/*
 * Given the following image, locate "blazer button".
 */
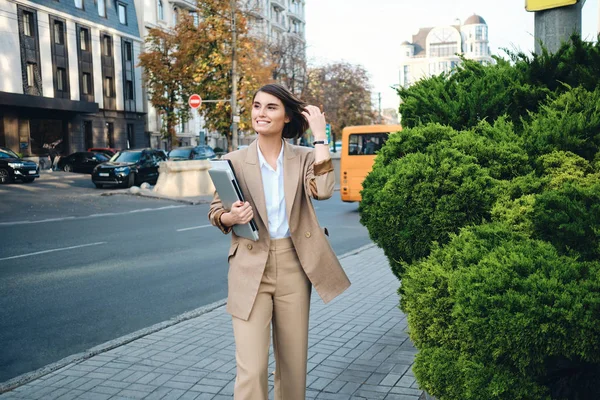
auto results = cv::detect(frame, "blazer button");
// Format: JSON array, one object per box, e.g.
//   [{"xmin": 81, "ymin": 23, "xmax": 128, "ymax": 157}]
[
  {"xmin": 305, "ymin": 232, "xmax": 311, "ymax": 238},
  {"xmin": 247, "ymin": 244, "xmax": 253, "ymax": 250}
]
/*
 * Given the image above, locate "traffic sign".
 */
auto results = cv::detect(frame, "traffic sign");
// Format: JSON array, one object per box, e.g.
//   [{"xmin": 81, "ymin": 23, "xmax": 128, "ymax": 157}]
[
  {"xmin": 525, "ymin": 0, "xmax": 578, "ymax": 11},
  {"xmin": 188, "ymin": 94, "xmax": 202, "ymax": 109},
  {"xmin": 325, "ymin": 124, "xmax": 331, "ymax": 142}
]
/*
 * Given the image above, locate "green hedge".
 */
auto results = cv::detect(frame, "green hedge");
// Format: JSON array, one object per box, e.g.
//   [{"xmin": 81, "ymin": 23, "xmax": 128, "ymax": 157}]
[
  {"xmin": 401, "ymin": 223, "xmax": 600, "ymax": 400},
  {"xmin": 360, "ymin": 36, "xmax": 600, "ymax": 399}
]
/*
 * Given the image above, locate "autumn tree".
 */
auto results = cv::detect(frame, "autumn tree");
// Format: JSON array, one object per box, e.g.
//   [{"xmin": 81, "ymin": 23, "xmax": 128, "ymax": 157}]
[
  {"xmin": 302, "ymin": 62, "xmax": 376, "ymax": 141},
  {"xmin": 138, "ymin": 21, "xmax": 195, "ymax": 149},
  {"xmin": 184, "ymin": 0, "xmax": 273, "ymax": 151},
  {"xmin": 268, "ymin": 34, "xmax": 307, "ymax": 95}
]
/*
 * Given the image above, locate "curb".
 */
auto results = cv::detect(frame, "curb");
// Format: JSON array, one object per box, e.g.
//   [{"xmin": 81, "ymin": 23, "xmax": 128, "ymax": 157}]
[
  {"xmin": 0, "ymin": 243, "xmax": 378, "ymax": 394},
  {"xmin": 100, "ymin": 189, "xmax": 212, "ymax": 206}
]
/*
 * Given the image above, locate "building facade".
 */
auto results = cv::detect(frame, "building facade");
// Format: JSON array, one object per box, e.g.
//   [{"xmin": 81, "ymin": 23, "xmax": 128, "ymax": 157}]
[
  {"xmin": 0, "ymin": 0, "xmax": 147, "ymax": 160},
  {"xmin": 133, "ymin": 0, "xmax": 202, "ymax": 150},
  {"xmin": 399, "ymin": 14, "xmax": 494, "ymax": 89},
  {"xmin": 245, "ymin": 0, "xmax": 307, "ymax": 94}
]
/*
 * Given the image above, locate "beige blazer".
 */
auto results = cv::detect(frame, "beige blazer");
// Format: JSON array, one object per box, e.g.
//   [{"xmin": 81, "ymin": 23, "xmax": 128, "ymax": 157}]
[{"xmin": 208, "ymin": 140, "xmax": 351, "ymax": 320}]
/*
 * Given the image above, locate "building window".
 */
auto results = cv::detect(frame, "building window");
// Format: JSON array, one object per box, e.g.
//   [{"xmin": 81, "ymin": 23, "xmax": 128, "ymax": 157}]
[
  {"xmin": 98, "ymin": 0, "xmax": 106, "ymax": 17},
  {"xmin": 125, "ymin": 80, "xmax": 134, "ymax": 100},
  {"xmin": 127, "ymin": 124, "xmax": 135, "ymax": 149},
  {"xmin": 475, "ymin": 25, "xmax": 486, "ymax": 41},
  {"xmin": 82, "ymin": 72, "xmax": 91, "ymax": 94},
  {"xmin": 74, "ymin": 0, "xmax": 83, "ymax": 9},
  {"xmin": 57, "ymin": 68, "xmax": 66, "ymax": 91},
  {"xmin": 80, "ymin": 28, "xmax": 89, "ymax": 51},
  {"xmin": 26, "ymin": 63, "xmax": 35, "ymax": 87},
  {"xmin": 102, "ymin": 35, "xmax": 112, "ymax": 56},
  {"xmin": 23, "ymin": 12, "xmax": 33, "ymax": 36},
  {"xmin": 124, "ymin": 41, "xmax": 132, "ymax": 61},
  {"xmin": 172, "ymin": 7, "xmax": 178, "ymax": 25},
  {"xmin": 118, "ymin": 3, "xmax": 127, "ymax": 25},
  {"xmin": 190, "ymin": 11, "xmax": 199, "ymax": 27},
  {"xmin": 403, "ymin": 65, "xmax": 410, "ymax": 87},
  {"xmin": 429, "ymin": 43, "xmax": 458, "ymax": 58},
  {"xmin": 158, "ymin": 0, "xmax": 164, "ymax": 20},
  {"xmin": 104, "ymin": 77, "xmax": 113, "ymax": 97},
  {"xmin": 53, "ymin": 21, "xmax": 64, "ymax": 44}
]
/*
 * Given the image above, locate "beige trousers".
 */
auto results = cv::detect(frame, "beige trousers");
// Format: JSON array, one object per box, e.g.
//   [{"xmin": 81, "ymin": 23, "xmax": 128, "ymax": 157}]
[{"xmin": 232, "ymin": 237, "xmax": 312, "ymax": 400}]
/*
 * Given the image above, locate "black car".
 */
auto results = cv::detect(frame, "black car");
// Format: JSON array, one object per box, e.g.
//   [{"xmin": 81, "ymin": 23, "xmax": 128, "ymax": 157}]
[
  {"xmin": 57, "ymin": 152, "xmax": 110, "ymax": 173},
  {"xmin": 91, "ymin": 149, "xmax": 167, "ymax": 188},
  {"xmin": 0, "ymin": 148, "xmax": 39, "ymax": 183},
  {"xmin": 168, "ymin": 146, "xmax": 216, "ymax": 161}
]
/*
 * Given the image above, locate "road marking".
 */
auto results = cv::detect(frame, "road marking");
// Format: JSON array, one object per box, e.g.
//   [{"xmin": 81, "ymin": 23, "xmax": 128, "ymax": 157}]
[
  {"xmin": 0, "ymin": 205, "xmax": 188, "ymax": 227},
  {"xmin": 0, "ymin": 242, "xmax": 107, "ymax": 262},
  {"xmin": 177, "ymin": 224, "xmax": 212, "ymax": 232}
]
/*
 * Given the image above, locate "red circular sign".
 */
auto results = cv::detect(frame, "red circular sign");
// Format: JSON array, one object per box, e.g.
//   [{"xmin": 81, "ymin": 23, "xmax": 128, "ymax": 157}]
[{"xmin": 188, "ymin": 94, "xmax": 202, "ymax": 109}]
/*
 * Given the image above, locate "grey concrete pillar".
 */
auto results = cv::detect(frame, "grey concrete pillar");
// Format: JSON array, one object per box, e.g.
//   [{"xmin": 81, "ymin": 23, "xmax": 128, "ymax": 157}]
[{"xmin": 534, "ymin": 0, "xmax": 584, "ymax": 54}]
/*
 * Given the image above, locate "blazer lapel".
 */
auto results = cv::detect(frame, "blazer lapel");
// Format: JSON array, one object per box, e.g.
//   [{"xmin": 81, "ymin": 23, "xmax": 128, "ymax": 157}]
[
  {"xmin": 283, "ymin": 141, "xmax": 300, "ymax": 222},
  {"xmin": 243, "ymin": 140, "xmax": 269, "ymax": 229}
]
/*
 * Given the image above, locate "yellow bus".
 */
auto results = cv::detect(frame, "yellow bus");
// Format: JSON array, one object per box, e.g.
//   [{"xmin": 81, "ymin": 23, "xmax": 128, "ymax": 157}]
[{"xmin": 340, "ymin": 124, "xmax": 402, "ymax": 202}]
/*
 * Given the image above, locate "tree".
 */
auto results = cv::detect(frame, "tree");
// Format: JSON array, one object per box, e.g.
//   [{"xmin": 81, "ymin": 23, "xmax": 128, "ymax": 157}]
[
  {"xmin": 184, "ymin": 0, "xmax": 273, "ymax": 152},
  {"xmin": 138, "ymin": 21, "xmax": 195, "ymax": 149},
  {"xmin": 268, "ymin": 34, "xmax": 307, "ymax": 95},
  {"xmin": 302, "ymin": 62, "xmax": 377, "ymax": 141}
]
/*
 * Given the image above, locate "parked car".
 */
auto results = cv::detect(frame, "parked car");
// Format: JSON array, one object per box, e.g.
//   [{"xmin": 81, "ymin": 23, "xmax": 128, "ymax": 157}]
[
  {"xmin": 87, "ymin": 147, "xmax": 118, "ymax": 157},
  {"xmin": 91, "ymin": 148, "xmax": 167, "ymax": 188},
  {"xmin": 57, "ymin": 152, "xmax": 110, "ymax": 173},
  {"xmin": 168, "ymin": 146, "xmax": 217, "ymax": 161},
  {"xmin": 0, "ymin": 148, "xmax": 39, "ymax": 183}
]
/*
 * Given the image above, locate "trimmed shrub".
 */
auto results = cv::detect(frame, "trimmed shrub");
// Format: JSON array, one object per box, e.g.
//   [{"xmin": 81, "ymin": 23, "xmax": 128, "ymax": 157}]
[
  {"xmin": 522, "ymin": 87, "xmax": 600, "ymax": 161},
  {"xmin": 360, "ymin": 144, "xmax": 496, "ymax": 279},
  {"xmin": 398, "ymin": 36, "xmax": 600, "ymax": 132},
  {"xmin": 401, "ymin": 223, "xmax": 600, "ymax": 400}
]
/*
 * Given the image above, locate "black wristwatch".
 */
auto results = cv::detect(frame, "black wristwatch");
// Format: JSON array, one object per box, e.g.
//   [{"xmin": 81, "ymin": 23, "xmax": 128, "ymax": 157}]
[{"xmin": 313, "ymin": 140, "xmax": 329, "ymax": 146}]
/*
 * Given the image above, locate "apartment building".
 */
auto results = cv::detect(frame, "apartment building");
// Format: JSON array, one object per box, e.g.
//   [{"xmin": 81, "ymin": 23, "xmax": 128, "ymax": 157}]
[
  {"xmin": 245, "ymin": 0, "xmax": 307, "ymax": 94},
  {"xmin": 399, "ymin": 14, "xmax": 494, "ymax": 88},
  {"xmin": 0, "ymin": 0, "xmax": 147, "ymax": 159},
  {"xmin": 133, "ymin": 0, "xmax": 202, "ymax": 150}
]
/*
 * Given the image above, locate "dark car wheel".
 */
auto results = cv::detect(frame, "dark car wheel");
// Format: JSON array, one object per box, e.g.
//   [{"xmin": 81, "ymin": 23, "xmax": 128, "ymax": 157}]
[
  {"xmin": 22, "ymin": 177, "xmax": 35, "ymax": 183},
  {"xmin": 124, "ymin": 173, "xmax": 135, "ymax": 188},
  {"xmin": 0, "ymin": 168, "xmax": 12, "ymax": 184},
  {"xmin": 63, "ymin": 164, "xmax": 73, "ymax": 172},
  {"xmin": 94, "ymin": 183, "xmax": 103, "ymax": 189}
]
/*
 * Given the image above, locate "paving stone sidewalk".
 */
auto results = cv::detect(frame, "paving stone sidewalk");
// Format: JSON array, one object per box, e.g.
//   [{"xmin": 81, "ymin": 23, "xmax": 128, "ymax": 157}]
[{"xmin": 0, "ymin": 245, "xmax": 423, "ymax": 400}]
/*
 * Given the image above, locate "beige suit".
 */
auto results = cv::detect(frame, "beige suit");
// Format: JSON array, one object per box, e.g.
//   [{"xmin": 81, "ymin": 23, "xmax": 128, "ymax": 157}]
[
  {"xmin": 208, "ymin": 140, "xmax": 351, "ymax": 321},
  {"xmin": 208, "ymin": 140, "xmax": 351, "ymax": 399}
]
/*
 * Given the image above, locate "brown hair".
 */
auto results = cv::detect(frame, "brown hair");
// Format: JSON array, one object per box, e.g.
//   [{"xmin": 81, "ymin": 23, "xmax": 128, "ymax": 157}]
[{"xmin": 253, "ymin": 84, "xmax": 309, "ymax": 139}]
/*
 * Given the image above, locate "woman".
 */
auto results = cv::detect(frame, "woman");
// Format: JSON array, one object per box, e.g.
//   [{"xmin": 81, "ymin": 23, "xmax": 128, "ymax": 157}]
[{"xmin": 208, "ymin": 83, "xmax": 351, "ymax": 399}]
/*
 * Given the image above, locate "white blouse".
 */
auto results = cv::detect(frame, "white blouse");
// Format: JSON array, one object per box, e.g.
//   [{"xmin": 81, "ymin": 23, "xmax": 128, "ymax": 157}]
[{"xmin": 256, "ymin": 142, "xmax": 290, "ymax": 239}]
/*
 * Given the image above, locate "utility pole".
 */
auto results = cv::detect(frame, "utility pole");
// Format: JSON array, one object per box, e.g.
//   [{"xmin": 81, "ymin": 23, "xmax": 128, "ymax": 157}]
[
  {"xmin": 531, "ymin": 0, "xmax": 585, "ymax": 54},
  {"xmin": 378, "ymin": 92, "xmax": 382, "ymax": 124},
  {"xmin": 230, "ymin": 0, "xmax": 239, "ymax": 151}
]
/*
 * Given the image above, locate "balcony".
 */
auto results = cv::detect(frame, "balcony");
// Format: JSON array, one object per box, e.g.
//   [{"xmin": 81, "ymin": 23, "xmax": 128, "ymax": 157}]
[
  {"xmin": 169, "ymin": 0, "xmax": 196, "ymax": 10},
  {"xmin": 271, "ymin": 0, "xmax": 285, "ymax": 10}
]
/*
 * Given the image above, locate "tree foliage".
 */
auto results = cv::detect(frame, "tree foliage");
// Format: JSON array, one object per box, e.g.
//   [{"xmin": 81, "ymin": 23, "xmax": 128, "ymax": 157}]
[
  {"xmin": 139, "ymin": 1, "xmax": 273, "ymax": 151},
  {"xmin": 302, "ymin": 62, "xmax": 376, "ymax": 139},
  {"xmin": 183, "ymin": 0, "xmax": 273, "ymax": 151},
  {"xmin": 398, "ymin": 35, "xmax": 600, "ymax": 132},
  {"xmin": 139, "ymin": 20, "xmax": 195, "ymax": 148}
]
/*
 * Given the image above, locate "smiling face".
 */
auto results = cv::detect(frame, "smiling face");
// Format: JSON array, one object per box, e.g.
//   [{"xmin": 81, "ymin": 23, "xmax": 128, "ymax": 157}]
[{"xmin": 252, "ymin": 91, "xmax": 290, "ymax": 138}]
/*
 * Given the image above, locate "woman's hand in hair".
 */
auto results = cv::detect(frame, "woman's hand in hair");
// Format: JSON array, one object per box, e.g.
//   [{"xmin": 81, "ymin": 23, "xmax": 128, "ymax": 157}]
[
  {"xmin": 302, "ymin": 105, "xmax": 327, "ymax": 141},
  {"xmin": 221, "ymin": 201, "xmax": 254, "ymax": 227}
]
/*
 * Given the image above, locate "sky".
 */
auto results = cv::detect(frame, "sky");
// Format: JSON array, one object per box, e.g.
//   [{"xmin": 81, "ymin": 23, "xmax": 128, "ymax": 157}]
[{"xmin": 304, "ymin": 0, "xmax": 599, "ymax": 111}]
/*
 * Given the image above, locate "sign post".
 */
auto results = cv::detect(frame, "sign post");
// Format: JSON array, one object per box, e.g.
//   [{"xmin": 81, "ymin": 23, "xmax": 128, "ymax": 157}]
[
  {"xmin": 188, "ymin": 94, "xmax": 202, "ymax": 109},
  {"xmin": 189, "ymin": 95, "xmax": 202, "ymax": 146},
  {"xmin": 525, "ymin": 0, "xmax": 584, "ymax": 54}
]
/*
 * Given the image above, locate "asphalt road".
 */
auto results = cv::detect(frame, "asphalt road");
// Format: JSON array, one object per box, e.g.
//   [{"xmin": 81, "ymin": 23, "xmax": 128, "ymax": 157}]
[{"xmin": 0, "ymin": 171, "xmax": 370, "ymax": 384}]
